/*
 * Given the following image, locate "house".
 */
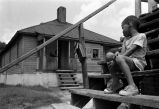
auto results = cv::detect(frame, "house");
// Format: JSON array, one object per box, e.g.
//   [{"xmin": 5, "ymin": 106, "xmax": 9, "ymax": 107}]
[{"xmin": 0, "ymin": 6, "xmax": 121, "ymax": 87}]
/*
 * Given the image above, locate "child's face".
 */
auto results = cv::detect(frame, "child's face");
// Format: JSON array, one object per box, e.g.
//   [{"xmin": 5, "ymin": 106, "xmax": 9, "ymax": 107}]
[{"xmin": 122, "ymin": 24, "xmax": 131, "ymax": 37}]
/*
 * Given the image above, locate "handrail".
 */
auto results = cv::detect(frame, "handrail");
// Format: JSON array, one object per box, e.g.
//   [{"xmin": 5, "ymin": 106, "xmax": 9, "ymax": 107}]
[{"xmin": 0, "ymin": 0, "xmax": 117, "ymax": 73}]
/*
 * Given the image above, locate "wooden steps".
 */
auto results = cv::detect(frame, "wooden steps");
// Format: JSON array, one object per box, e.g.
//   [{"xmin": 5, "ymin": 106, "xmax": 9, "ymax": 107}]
[
  {"xmin": 140, "ymin": 8, "xmax": 159, "ymax": 23},
  {"xmin": 145, "ymin": 28, "xmax": 159, "ymax": 39},
  {"xmin": 140, "ymin": 18, "xmax": 159, "ymax": 32},
  {"xmin": 56, "ymin": 70, "xmax": 81, "ymax": 90},
  {"xmin": 70, "ymin": 89, "xmax": 159, "ymax": 109}
]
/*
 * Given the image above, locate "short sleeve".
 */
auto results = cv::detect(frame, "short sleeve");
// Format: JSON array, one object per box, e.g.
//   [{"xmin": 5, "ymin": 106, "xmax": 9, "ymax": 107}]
[{"xmin": 133, "ymin": 34, "xmax": 146, "ymax": 48}]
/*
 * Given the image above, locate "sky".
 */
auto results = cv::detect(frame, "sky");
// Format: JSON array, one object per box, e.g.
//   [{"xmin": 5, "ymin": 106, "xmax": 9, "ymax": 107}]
[{"xmin": 0, "ymin": 0, "xmax": 149, "ymax": 44}]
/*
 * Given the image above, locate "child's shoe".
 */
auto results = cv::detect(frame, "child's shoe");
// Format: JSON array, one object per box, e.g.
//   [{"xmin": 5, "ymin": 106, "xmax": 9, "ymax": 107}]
[{"xmin": 119, "ymin": 85, "xmax": 139, "ymax": 96}]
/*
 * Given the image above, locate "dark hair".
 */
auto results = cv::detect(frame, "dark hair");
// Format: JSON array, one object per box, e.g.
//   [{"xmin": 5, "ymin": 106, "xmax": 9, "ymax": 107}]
[{"xmin": 122, "ymin": 15, "xmax": 141, "ymax": 31}]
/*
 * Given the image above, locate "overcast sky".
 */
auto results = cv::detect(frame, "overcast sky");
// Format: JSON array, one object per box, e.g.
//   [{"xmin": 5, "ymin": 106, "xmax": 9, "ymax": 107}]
[{"xmin": 0, "ymin": 0, "xmax": 148, "ymax": 43}]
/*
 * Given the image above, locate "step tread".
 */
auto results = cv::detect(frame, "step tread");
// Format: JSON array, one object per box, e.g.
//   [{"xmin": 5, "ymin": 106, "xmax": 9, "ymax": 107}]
[
  {"xmin": 148, "ymin": 37, "xmax": 159, "ymax": 44},
  {"xmin": 60, "ymin": 86, "xmax": 83, "ymax": 90},
  {"xmin": 56, "ymin": 70, "xmax": 75, "ymax": 73},
  {"xmin": 60, "ymin": 83, "xmax": 80, "ymax": 86},
  {"xmin": 147, "ymin": 49, "xmax": 159, "ymax": 57},
  {"xmin": 70, "ymin": 89, "xmax": 159, "ymax": 108},
  {"xmin": 59, "ymin": 80, "xmax": 78, "ymax": 82},
  {"xmin": 145, "ymin": 28, "xmax": 159, "ymax": 38},
  {"xmin": 88, "ymin": 69, "xmax": 159, "ymax": 78},
  {"xmin": 140, "ymin": 8, "xmax": 159, "ymax": 22},
  {"xmin": 140, "ymin": 18, "xmax": 159, "ymax": 32},
  {"xmin": 58, "ymin": 77, "xmax": 76, "ymax": 79},
  {"xmin": 57, "ymin": 73, "xmax": 77, "ymax": 75}
]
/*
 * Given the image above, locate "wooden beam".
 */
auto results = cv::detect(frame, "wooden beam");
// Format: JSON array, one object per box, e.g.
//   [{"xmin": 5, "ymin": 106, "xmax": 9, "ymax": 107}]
[
  {"xmin": 70, "ymin": 89, "xmax": 159, "ymax": 108},
  {"xmin": 135, "ymin": 0, "xmax": 142, "ymax": 17},
  {"xmin": 68, "ymin": 40, "xmax": 71, "ymax": 69},
  {"xmin": 78, "ymin": 24, "xmax": 89, "ymax": 89},
  {"xmin": 42, "ymin": 37, "xmax": 46, "ymax": 70},
  {"xmin": 0, "ymin": 0, "xmax": 117, "ymax": 73}
]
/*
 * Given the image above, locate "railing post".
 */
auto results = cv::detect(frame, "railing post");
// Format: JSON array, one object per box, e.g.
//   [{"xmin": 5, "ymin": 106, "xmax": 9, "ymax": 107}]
[
  {"xmin": 42, "ymin": 37, "xmax": 47, "ymax": 70},
  {"xmin": 135, "ymin": 0, "xmax": 141, "ymax": 17},
  {"xmin": 78, "ymin": 24, "xmax": 89, "ymax": 89}
]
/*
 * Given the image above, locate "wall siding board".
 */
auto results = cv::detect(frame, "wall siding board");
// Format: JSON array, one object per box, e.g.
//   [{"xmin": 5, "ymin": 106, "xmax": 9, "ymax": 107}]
[
  {"xmin": 76, "ymin": 42, "xmax": 103, "ymax": 73},
  {"xmin": 46, "ymin": 40, "xmax": 58, "ymax": 70},
  {"xmin": 3, "ymin": 38, "xmax": 23, "ymax": 74},
  {"xmin": 22, "ymin": 36, "xmax": 37, "ymax": 73}
]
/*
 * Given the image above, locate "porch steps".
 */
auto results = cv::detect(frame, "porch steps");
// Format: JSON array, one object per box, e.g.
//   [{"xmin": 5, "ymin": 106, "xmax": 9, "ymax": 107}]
[{"xmin": 56, "ymin": 70, "xmax": 81, "ymax": 90}]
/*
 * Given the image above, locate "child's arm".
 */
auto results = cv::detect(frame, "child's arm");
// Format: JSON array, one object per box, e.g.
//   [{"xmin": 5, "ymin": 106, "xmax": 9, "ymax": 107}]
[{"xmin": 123, "ymin": 44, "xmax": 140, "ymax": 56}]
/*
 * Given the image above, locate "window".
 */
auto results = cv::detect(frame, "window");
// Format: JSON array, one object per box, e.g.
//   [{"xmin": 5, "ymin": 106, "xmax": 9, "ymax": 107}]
[{"xmin": 92, "ymin": 49, "xmax": 99, "ymax": 59}]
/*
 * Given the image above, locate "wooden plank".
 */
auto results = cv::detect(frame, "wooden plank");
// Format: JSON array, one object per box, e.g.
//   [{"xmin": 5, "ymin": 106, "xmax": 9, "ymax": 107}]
[
  {"xmin": 148, "ymin": 37, "xmax": 159, "ymax": 44},
  {"xmin": 57, "ymin": 73, "xmax": 77, "ymax": 75},
  {"xmin": 0, "ymin": 0, "xmax": 117, "ymax": 73},
  {"xmin": 60, "ymin": 84, "xmax": 80, "ymax": 86},
  {"xmin": 140, "ymin": 8, "xmax": 159, "ymax": 22},
  {"xmin": 147, "ymin": 49, "xmax": 159, "ymax": 57},
  {"xmin": 56, "ymin": 69, "xmax": 75, "ymax": 73},
  {"xmin": 70, "ymin": 89, "xmax": 159, "ymax": 108},
  {"xmin": 140, "ymin": 18, "xmax": 159, "ymax": 32},
  {"xmin": 60, "ymin": 86, "xmax": 83, "ymax": 90},
  {"xmin": 88, "ymin": 74, "xmax": 111, "ymax": 79},
  {"xmin": 145, "ymin": 28, "xmax": 159, "ymax": 39}
]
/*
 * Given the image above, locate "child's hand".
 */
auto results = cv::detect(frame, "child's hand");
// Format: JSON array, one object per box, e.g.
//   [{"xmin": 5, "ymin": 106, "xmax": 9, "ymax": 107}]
[
  {"xmin": 115, "ymin": 51, "xmax": 120, "ymax": 56},
  {"xmin": 107, "ymin": 61, "xmax": 114, "ymax": 69}
]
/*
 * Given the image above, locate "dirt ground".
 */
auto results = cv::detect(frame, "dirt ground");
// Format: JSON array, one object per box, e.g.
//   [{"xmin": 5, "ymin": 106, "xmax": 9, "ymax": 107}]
[{"xmin": 0, "ymin": 84, "xmax": 71, "ymax": 109}]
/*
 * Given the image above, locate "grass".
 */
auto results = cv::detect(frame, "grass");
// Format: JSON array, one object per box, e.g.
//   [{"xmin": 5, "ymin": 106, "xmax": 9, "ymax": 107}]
[{"xmin": 0, "ymin": 84, "xmax": 63, "ymax": 109}]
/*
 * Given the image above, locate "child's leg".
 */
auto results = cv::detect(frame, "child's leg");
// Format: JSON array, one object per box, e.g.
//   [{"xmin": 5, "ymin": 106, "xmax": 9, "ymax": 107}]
[
  {"xmin": 115, "ymin": 55, "xmax": 138, "ymax": 86},
  {"xmin": 109, "ymin": 61, "xmax": 121, "ymax": 89},
  {"xmin": 104, "ymin": 52, "xmax": 122, "ymax": 93},
  {"xmin": 115, "ymin": 55, "xmax": 139, "ymax": 95}
]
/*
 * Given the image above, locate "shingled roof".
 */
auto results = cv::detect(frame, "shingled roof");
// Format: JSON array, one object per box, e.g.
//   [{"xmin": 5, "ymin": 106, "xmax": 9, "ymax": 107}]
[{"xmin": 20, "ymin": 19, "xmax": 121, "ymax": 46}]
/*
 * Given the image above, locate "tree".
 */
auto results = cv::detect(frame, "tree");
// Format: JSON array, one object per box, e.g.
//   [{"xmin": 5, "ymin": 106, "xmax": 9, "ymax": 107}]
[{"xmin": 0, "ymin": 42, "xmax": 6, "ymax": 53}]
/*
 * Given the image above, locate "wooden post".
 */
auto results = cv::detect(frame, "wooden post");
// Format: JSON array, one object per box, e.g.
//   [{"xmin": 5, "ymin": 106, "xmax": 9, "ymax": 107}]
[
  {"xmin": 135, "ymin": 0, "xmax": 141, "ymax": 17},
  {"xmin": 42, "ymin": 37, "xmax": 46, "ymax": 70},
  {"xmin": 78, "ymin": 24, "xmax": 89, "ymax": 89},
  {"xmin": 148, "ymin": 0, "xmax": 157, "ymax": 12},
  {"xmin": 57, "ymin": 40, "xmax": 59, "ymax": 69},
  {"xmin": 68, "ymin": 40, "xmax": 71, "ymax": 69}
]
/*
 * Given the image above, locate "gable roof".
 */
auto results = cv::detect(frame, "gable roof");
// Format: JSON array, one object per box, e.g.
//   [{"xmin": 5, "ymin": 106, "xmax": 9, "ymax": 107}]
[
  {"xmin": 0, "ymin": 19, "xmax": 121, "ymax": 56},
  {"xmin": 20, "ymin": 19, "xmax": 121, "ymax": 46}
]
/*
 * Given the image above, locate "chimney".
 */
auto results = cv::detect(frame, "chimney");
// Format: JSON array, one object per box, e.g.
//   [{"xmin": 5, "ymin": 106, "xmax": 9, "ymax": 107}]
[{"xmin": 57, "ymin": 6, "xmax": 66, "ymax": 23}]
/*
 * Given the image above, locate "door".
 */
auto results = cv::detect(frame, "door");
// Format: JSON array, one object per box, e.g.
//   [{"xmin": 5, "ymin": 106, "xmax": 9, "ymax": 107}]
[{"xmin": 58, "ymin": 40, "xmax": 69, "ymax": 69}]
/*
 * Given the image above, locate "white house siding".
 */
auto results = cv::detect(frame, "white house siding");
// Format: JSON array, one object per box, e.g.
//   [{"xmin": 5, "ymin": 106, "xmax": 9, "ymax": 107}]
[
  {"xmin": 76, "ymin": 42, "xmax": 103, "ymax": 73},
  {"xmin": 0, "ymin": 72, "xmax": 58, "ymax": 87},
  {"xmin": 22, "ymin": 36, "xmax": 38, "ymax": 73}
]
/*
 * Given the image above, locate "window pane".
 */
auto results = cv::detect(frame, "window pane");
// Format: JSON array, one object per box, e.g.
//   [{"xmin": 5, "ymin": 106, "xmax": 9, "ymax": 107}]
[{"xmin": 93, "ymin": 49, "xmax": 99, "ymax": 58}]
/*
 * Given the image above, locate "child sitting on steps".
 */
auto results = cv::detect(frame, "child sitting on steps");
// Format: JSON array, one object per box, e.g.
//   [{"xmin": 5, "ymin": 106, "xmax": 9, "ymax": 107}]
[{"xmin": 104, "ymin": 15, "xmax": 147, "ymax": 96}]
